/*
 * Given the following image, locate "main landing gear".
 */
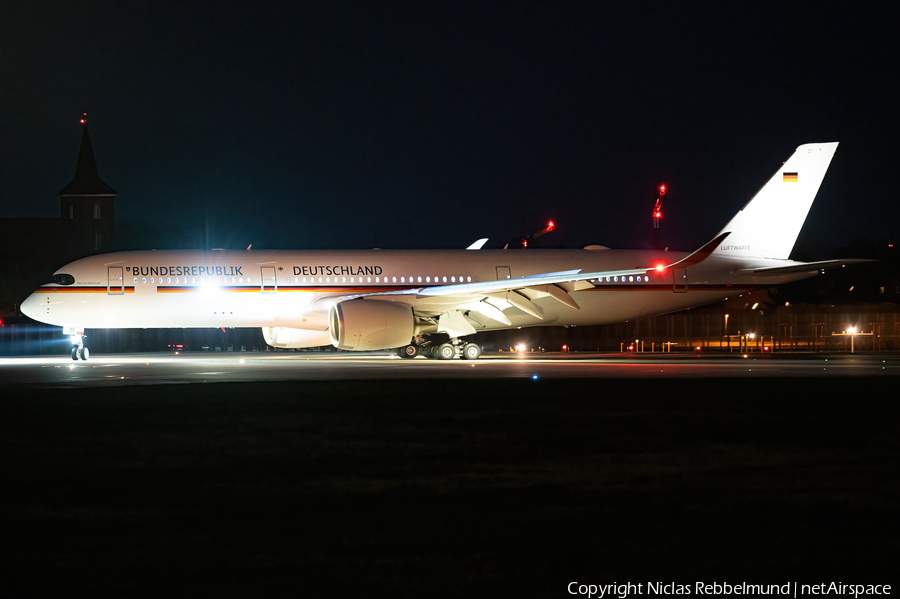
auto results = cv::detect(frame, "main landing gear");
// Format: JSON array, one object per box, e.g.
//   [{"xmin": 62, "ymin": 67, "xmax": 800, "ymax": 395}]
[
  {"xmin": 396, "ymin": 336, "xmax": 482, "ymax": 360},
  {"xmin": 71, "ymin": 335, "xmax": 89, "ymax": 361}
]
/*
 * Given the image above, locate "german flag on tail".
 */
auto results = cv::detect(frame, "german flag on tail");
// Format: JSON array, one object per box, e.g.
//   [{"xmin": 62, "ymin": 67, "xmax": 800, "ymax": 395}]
[{"xmin": 783, "ymin": 172, "xmax": 798, "ymax": 182}]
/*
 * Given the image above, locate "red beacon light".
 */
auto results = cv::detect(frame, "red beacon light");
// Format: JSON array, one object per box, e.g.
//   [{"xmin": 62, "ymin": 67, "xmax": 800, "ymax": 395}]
[
  {"xmin": 546, "ymin": 220, "xmax": 556, "ymax": 232},
  {"xmin": 658, "ymin": 184, "xmax": 666, "ymax": 196}
]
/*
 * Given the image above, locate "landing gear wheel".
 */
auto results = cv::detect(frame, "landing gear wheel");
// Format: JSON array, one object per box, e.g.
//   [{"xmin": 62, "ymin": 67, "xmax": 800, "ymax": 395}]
[
  {"xmin": 461, "ymin": 343, "xmax": 482, "ymax": 360},
  {"xmin": 71, "ymin": 347, "xmax": 79, "ymax": 361},
  {"xmin": 78, "ymin": 347, "xmax": 89, "ymax": 361},
  {"xmin": 398, "ymin": 344, "xmax": 418, "ymax": 359},
  {"xmin": 429, "ymin": 345, "xmax": 441, "ymax": 359},
  {"xmin": 437, "ymin": 343, "xmax": 456, "ymax": 360}
]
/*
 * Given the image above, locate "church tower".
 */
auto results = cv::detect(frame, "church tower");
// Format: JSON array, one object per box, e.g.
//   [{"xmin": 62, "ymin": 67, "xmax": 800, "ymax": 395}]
[{"xmin": 59, "ymin": 120, "xmax": 117, "ymax": 255}]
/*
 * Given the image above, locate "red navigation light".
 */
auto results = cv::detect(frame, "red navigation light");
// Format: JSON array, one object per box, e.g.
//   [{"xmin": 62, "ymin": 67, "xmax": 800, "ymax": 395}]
[
  {"xmin": 546, "ymin": 220, "xmax": 556, "ymax": 231},
  {"xmin": 659, "ymin": 184, "xmax": 667, "ymax": 196}
]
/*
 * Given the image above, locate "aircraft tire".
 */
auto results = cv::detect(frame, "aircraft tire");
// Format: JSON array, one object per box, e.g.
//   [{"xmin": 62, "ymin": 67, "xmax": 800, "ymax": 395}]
[
  {"xmin": 398, "ymin": 344, "xmax": 418, "ymax": 359},
  {"xmin": 79, "ymin": 347, "xmax": 90, "ymax": 361},
  {"xmin": 71, "ymin": 347, "xmax": 79, "ymax": 361},
  {"xmin": 461, "ymin": 343, "xmax": 482, "ymax": 360},
  {"xmin": 437, "ymin": 343, "xmax": 455, "ymax": 360}
]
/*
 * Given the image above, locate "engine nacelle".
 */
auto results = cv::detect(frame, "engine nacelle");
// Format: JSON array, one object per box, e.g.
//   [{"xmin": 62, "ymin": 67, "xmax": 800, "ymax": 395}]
[
  {"xmin": 262, "ymin": 327, "xmax": 332, "ymax": 349},
  {"xmin": 329, "ymin": 299, "xmax": 415, "ymax": 351}
]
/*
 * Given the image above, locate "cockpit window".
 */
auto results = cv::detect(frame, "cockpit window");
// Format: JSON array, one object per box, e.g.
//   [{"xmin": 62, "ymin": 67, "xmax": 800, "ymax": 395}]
[{"xmin": 52, "ymin": 274, "xmax": 76, "ymax": 286}]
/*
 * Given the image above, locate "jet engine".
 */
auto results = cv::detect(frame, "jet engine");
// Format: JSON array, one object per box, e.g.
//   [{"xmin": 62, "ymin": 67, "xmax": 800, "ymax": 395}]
[
  {"xmin": 262, "ymin": 327, "xmax": 333, "ymax": 349},
  {"xmin": 329, "ymin": 299, "xmax": 415, "ymax": 351}
]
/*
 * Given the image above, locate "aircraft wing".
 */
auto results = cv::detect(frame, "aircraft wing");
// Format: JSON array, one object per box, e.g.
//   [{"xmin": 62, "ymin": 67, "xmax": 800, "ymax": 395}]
[
  {"xmin": 332, "ymin": 266, "xmax": 652, "ymax": 330},
  {"xmin": 354, "ymin": 234, "xmax": 733, "ymax": 302},
  {"xmin": 333, "ymin": 232, "xmax": 729, "ymax": 333},
  {"xmin": 376, "ymin": 267, "xmax": 651, "ymax": 299}
]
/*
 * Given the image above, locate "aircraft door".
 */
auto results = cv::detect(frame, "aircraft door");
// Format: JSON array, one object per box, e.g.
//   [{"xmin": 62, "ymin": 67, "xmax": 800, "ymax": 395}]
[
  {"xmin": 673, "ymin": 267, "xmax": 688, "ymax": 293},
  {"xmin": 496, "ymin": 266, "xmax": 511, "ymax": 280},
  {"xmin": 261, "ymin": 267, "xmax": 277, "ymax": 293},
  {"xmin": 108, "ymin": 267, "xmax": 124, "ymax": 295}
]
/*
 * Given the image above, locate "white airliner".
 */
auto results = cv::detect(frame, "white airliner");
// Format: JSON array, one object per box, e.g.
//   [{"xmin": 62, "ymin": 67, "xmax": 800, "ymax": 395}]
[{"xmin": 22, "ymin": 142, "xmax": 861, "ymax": 360}]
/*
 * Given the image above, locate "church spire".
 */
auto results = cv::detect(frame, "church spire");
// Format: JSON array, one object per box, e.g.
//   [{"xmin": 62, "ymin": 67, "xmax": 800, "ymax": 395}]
[{"xmin": 58, "ymin": 119, "xmax": 117, "ymax": 196}]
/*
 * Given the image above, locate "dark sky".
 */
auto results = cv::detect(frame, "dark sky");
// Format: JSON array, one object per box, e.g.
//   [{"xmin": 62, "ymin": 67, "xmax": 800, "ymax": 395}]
[{"xmin": 1, "ymin": 1, "xmax": 897, "ymax": 255}]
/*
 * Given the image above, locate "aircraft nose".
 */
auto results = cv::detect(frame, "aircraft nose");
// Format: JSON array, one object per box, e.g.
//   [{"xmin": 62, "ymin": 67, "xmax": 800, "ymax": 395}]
[{"xmin": 20, "ymin": 292, "xmax": 41, "ymax": 321}]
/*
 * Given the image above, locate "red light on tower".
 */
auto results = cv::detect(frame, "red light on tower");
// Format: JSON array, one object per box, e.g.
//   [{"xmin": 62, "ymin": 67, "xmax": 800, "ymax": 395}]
[{"xmin": 652, "ymin": 183, "xmax": 666, "ymax": 232}]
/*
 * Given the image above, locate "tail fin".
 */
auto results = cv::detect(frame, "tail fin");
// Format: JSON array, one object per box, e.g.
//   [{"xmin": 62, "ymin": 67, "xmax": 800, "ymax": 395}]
[{"xmin": 712, "ymin": 142, "xmax": 838, "ymax": 260}]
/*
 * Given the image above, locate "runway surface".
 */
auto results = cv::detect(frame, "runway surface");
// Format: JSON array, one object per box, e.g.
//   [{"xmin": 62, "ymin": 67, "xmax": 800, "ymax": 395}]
[{"xmin": 2, "ymin": 350, "xmax": 898, "ymax": 388}]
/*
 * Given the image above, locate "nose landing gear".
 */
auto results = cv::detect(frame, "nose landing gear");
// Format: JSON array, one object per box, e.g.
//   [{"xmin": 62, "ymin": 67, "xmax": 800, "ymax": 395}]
[{"xmin": 71, "ymin": 335, "xmax": 89, "ymax": 361}]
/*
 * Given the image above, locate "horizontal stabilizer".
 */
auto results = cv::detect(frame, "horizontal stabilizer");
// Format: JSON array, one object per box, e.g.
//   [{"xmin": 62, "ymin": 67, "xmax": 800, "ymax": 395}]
[{"xmin": 740, "ymin": 258, "xmax": 874, "ymax": 276}]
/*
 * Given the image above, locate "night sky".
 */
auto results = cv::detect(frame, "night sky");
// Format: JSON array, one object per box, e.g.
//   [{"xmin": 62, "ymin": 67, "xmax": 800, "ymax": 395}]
[{"xmin": 2, "ymin": 2, "xmax": 897, "ymax": 255}]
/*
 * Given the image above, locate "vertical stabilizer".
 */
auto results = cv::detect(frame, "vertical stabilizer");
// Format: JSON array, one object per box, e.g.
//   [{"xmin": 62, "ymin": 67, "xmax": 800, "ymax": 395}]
[{"xmin": 712, "ymin": 142, "xmax": 838, "ymax": 260}]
